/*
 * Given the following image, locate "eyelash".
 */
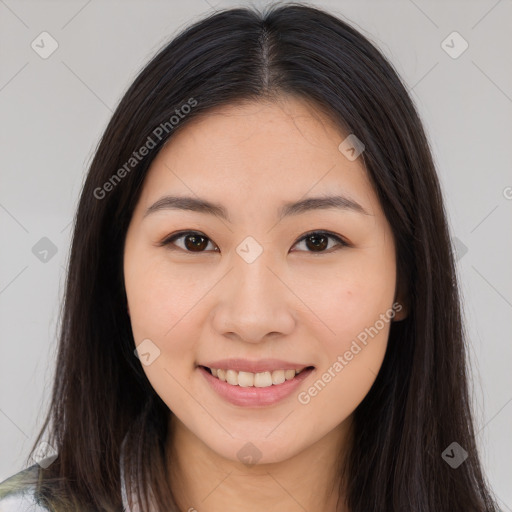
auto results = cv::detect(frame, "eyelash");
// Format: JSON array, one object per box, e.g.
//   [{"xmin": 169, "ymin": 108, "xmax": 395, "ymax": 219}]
[{"xmin": 158, "ymin": 230, "xmax": 349, "ymax": 254}]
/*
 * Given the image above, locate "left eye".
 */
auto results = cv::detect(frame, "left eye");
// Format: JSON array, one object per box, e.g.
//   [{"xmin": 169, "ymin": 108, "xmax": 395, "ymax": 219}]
[
  {"xmin": 291, "ymin": 231, "xmax": 348, "ymax": 253},
  {"xmin": 159, "ymin": 230, "xmax": 348, "ymax": 253},
  {"xmin": 159, "ymin": 231, "xmax": 219, "ymax": 252}
]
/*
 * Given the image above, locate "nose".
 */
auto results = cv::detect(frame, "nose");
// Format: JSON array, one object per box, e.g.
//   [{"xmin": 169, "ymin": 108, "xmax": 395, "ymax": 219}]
[{"xmin": 211, "ymin": 251, "xmax": 296, "ymax": 344}]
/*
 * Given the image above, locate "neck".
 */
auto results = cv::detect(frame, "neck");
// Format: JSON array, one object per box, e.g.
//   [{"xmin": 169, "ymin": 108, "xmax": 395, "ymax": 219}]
[{"xmin": 166, "ymin": 415, "xmax": 352, "ymax": 512}]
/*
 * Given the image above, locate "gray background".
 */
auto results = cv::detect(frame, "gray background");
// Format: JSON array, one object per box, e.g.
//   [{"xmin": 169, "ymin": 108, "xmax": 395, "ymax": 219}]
[{"xmin": 0, "ymin": 0, "xmax": 511, "ymax": 508}]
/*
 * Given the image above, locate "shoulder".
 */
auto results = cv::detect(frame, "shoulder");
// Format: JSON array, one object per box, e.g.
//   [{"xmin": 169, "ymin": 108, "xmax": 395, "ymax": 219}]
[{"xmin": 0, "ymin": 464, "xmax": 49, "ymax": 511}]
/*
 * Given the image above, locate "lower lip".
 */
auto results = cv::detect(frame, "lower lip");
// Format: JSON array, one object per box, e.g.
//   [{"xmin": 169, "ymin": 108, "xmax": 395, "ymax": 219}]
[{"xmin": 198, "ymin": 366, "xmax": 315, "ymax": 407}]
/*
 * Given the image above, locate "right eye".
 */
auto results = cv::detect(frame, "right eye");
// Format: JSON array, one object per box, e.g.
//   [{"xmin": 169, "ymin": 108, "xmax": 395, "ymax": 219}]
[{"xmin": 159, "ymin": 231, "xmax": 219, "ymax": 253}]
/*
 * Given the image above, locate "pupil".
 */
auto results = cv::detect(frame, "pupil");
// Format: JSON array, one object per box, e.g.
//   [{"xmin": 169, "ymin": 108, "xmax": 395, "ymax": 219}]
[
  {"xmin": 307, "ymin": 234, "xmax": 327, "ymax": 251},
  {"xmin": 185, "ymin": 234, "xmax": 208, "ymax": 251}
]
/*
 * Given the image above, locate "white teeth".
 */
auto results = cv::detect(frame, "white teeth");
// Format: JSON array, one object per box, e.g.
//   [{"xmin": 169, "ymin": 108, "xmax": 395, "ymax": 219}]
[
  {"xmin": 285, "ymin": 369, "xmax": 296, "ymax": 380},
  {"xmin": 226, "ymin": 369, "xmax": 238, "ymax": 386},
  {"xmin": 238, "ymin": 371, "xmax": 254, "ymax": 387},
  {"xmin": 254, "ymin": 371, "xmax": 272, "ymax": 387},
  {"xmin": 271, "ymin": 370, "xmax": 286, "ymax": 385},
  {"xmin": 207, "ymin": 367, "xmax": 309, "ymax": 387}
]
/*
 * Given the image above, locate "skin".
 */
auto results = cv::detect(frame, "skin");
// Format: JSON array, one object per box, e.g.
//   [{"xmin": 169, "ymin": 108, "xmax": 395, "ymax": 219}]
[{"xmin": 123, "ymin": 96, "xmax": 406, "ymax": 512}]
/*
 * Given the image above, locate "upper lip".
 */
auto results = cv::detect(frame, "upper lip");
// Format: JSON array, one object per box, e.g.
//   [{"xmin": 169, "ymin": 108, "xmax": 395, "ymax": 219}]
[{"xmin": 199, "ymin": 359, "xmax": 314, "ymax": 373}]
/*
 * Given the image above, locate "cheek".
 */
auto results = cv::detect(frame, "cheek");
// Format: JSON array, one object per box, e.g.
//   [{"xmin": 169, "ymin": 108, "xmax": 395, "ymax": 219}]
[
  {"xmin": 333, "ymin": 277, "xmax": 396, "ymax": 345},
  {"xmin": 292, "ymin": 247, "xmax": 396, "ymax": 412},
  {"xmin": 298, "ymin": 266, "xmax": 396, "ymax": 414},
  {"xmin": 124, "ymin": 251, "xmax": 210, "ymax": 401},
  {"xmin": 297, "ymin": 292, "xmax": 392, "ymax": 419},
  {"xmin": 295, "ymin": 252, "xmax": 396, "ymax": 344},
  {"xmin": 125, "ymin": 249, "xmax": 207, "ymax": 340},
  {"xmin": 124, "ymin": 256, "xmax": 205, "ymax": 408}
]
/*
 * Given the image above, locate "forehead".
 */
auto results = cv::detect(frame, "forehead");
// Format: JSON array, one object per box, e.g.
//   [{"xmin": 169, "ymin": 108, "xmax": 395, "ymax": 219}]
[{"xmin": 137, "ymin": 96, "xmax": 378, "ymax": 218}]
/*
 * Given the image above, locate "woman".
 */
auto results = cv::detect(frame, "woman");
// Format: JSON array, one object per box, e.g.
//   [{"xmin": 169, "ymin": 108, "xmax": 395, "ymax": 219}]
[{"xmin": 0, "ymin": 3, "xmax": 501, "ymax": 511}]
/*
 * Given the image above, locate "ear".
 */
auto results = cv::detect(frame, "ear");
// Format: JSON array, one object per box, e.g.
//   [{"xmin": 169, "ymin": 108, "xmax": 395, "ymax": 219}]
[
  {"xmin": 392, "ymin": 276, "xmax": 408, "ymax": 321},
  {"xmin": 391, "ymin": 298, "xmax": 407, "ymax": 321}
]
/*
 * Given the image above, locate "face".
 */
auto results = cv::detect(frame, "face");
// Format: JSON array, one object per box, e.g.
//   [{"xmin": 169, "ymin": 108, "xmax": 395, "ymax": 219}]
[{"xmin": 123, "ymin": 96, "xmax": 404, "ymax": 465}]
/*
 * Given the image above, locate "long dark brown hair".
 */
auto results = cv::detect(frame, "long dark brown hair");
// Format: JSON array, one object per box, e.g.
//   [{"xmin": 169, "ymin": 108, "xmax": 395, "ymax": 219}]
[{"xmin": 21, "ymin": 3, "xmax": 499, "ymax": 511}]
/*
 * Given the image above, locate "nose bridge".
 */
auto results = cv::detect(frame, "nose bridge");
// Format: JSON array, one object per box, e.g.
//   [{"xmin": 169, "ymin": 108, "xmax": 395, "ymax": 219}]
[
  {"xmin": 232, "ymin": 235, "xmax": 281, "ymax": 308},
  {"xmin": 212, "ymin": 235, "xmax": 296, "ymax": 343}
]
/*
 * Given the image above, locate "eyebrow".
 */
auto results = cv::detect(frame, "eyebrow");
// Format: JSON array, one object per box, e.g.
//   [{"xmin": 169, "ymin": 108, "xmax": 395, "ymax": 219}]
[{"xmin": 143, "ymin": 194, "xmax": 370, "ymax": 222}]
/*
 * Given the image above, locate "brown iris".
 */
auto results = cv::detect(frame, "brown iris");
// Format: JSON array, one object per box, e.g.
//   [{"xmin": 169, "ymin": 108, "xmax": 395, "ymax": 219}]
[
  {"xmin": 183, "ymin": 233, "xmax": 209, "ymax": 251},
  {"xmin": 304, "ymin": 233, "xmax": 329, "ymax": 251}
]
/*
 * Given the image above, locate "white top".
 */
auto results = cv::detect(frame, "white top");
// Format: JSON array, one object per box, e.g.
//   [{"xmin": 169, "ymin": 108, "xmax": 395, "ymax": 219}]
[{"xmin": 0, "ymin": 437, "xmax": 146, "ymax": 511}]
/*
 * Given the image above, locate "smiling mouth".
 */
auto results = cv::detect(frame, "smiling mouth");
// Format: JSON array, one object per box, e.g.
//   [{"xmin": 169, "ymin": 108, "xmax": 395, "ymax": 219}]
[{"xmin": 200, "ymin": 365, "xmax": 315, "ymax": 388}]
